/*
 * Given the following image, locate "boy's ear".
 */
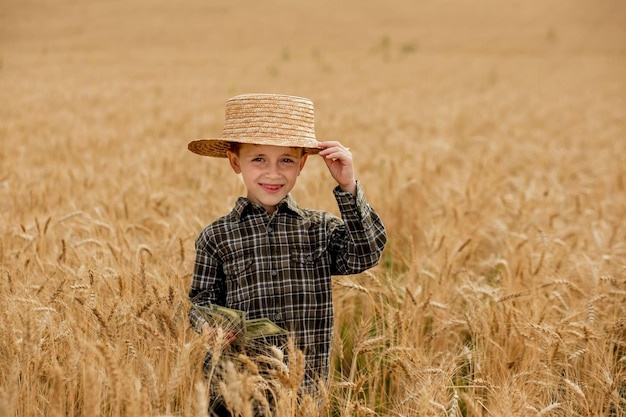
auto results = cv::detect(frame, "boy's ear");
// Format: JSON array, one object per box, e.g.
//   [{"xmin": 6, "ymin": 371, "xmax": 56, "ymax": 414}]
[
  {"xmin": 226, "ymin": 150, "xmax": 242, "ymax": 174},
  {"xmin": 298, "ymin": 154, "xmax": 308, "ymax": 174}
]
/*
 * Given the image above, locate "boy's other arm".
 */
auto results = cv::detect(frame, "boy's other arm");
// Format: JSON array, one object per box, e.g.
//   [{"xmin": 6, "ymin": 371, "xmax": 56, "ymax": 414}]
[{"xmin": 188, "ymin": 234, "xmax": 224, "ymax": 333}]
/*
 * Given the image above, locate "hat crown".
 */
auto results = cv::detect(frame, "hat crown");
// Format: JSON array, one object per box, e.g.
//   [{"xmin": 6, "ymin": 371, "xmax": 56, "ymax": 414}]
[{"xmin": 222, "ymin": 94, "xmax": 316, "ymax": 140}]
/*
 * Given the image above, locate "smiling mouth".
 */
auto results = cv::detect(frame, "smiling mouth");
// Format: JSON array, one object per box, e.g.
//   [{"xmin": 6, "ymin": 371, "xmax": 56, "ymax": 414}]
[{"xmin": 261, "ymin": 184, "xmax": 283, "ymax": 193}]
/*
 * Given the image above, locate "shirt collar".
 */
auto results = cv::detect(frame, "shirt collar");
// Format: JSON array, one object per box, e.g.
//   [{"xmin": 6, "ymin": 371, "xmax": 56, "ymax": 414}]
[
  {"xmin": 278, "ymin": 194, "xmax": 307, "ymax": 218},
  {"xmin": 232, "ymin": 194, "xmax": 306, "ymax": 221}
]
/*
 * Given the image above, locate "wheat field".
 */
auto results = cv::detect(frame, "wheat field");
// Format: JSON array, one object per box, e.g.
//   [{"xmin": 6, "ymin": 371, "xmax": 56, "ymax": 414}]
[{"xmin": 1, "ymin": 0, "xmax": 625, "ymax": 415}]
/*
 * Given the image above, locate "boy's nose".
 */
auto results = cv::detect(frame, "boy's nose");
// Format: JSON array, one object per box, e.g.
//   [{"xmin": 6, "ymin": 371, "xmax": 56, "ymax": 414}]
[{"xmin": 266, "ymin": 163, "xmax": 281, "ymax": 178}]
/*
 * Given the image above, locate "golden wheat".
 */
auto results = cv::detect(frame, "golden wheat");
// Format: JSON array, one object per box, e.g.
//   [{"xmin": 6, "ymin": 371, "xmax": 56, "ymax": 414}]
[{"xmin": 1, "ymin": 0, "xmax": 625, "ymax": 415}]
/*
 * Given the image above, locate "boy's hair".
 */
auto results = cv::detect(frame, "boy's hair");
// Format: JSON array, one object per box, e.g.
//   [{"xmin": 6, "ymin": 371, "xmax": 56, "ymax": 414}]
[
  {"xmin": 228, "ymin": 142, "xmax": 305, "ymax": 157},
  {"xmin": 229, "ymin": 142, "xmax": 242, "ymax": 155}
]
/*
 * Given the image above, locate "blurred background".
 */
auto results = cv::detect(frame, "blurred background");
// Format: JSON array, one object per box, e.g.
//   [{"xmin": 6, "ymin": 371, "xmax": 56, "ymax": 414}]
[{"xmin": 2, "ymin": 0, "xmax": 624, "ymax": 157}]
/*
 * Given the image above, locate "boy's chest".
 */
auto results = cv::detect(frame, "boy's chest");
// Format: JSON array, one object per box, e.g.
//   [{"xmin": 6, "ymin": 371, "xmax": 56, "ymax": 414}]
[
  {"xmin": 217, "ymin": 217, "xmax": 333, "ymax": 305},
  {"xmin": 218, "ymin": 216, "xmax": 328, "ymax": 265},
  {"xmin": 224, "ymin": 215, "xmax": 323, "ymax": 247}
]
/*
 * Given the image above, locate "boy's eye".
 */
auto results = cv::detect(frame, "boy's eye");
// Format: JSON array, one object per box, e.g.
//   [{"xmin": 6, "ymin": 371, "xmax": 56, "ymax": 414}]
[
  {"xmin": 281, "ymin": 158, "xmax": 295, "ymax": 164},
  {"xmin": 252, "ymin": 157, "xmax": 264, "ymax": 162}
]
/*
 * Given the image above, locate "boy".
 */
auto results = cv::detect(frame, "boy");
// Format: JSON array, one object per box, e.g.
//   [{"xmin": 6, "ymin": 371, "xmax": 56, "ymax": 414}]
[{"xmin": 187, "ymin": 94, "xmax": 387, "ymax": 402}]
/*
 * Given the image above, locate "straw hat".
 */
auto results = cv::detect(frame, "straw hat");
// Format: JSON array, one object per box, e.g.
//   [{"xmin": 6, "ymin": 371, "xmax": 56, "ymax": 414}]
[{"xmin": 188, "ymin": 94, "xmax": 321, "ymax": 158}]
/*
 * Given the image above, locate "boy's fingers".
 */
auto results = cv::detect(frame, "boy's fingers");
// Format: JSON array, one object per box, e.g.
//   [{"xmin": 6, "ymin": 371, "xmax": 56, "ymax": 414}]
[
  {"xmin": 317, "ymin": 141, "xmax": 350, "ymax": 151},
  {"xmin": 325, "ymin": 148, "xmax": 352, "ymax": 162},
  {"xmin": 319, "ymin": 144, "xmax": 351, "ymax": 157},
  {"xmin": 319, "ymin": 146, "xmax": 350, "ymax": 152}
]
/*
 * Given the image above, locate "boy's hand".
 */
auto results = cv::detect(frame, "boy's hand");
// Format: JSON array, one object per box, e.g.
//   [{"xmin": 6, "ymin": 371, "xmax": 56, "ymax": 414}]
[
  {"xmin": 201, "ymin": 322, "xmax": 238, "ymax": 348},
  {"xmin": 318, "ymin": 141, "xmax": 356, "ymax": 194}
]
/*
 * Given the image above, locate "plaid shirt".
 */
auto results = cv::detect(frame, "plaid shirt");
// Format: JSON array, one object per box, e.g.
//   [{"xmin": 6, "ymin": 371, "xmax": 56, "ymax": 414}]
[{"xmin": 188, "ymin": 181, "xmax": 387, "ymax": 383}]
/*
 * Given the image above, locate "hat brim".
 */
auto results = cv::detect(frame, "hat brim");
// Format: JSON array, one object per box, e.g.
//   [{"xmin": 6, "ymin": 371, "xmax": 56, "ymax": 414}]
[{"xmin": 188, "ymin": 138, "xmax": 321, "ymax": 158}]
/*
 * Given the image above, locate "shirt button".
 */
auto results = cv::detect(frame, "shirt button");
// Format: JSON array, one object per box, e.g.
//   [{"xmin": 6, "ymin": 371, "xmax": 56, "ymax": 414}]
[
  {"xmin": 271, "ymin": 270, "xmax": 277, "ymax": 276},
  {"xmin": 267, "ymin": 227, "xmax": 273, "ymax": 233},
  {"xmin": 273, "ymin": 313, "xmax": 282, "ymax": 321}
]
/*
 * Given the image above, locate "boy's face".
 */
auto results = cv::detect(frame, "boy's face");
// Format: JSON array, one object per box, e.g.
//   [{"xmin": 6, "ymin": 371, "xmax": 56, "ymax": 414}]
[{"xmin": 226, "ymin": 144, "xmax": 307, "ymax": 214}]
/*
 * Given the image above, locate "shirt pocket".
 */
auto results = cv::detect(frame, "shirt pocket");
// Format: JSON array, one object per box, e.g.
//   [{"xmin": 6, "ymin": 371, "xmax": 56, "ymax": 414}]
[
  {"xmin": 223, "ymin": 253, "xmax": 255, "ymax": 308},
  {"xmin": 289, "ymin": 245, "xmax": 329, "ymax": 273},
  {"xmin": 290, "ymin": 245, "xmax": 322, "ymax": 265},
  {"xmin": 288, "ymin": 245, "xmax": 332, "ymax": 310}
]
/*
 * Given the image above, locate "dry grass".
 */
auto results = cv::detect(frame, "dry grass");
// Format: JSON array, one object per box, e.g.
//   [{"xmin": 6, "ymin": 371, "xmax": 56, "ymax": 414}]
[{"xmin": 1, "ymin": 0, "xmax": 625, "ymax": 415}]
